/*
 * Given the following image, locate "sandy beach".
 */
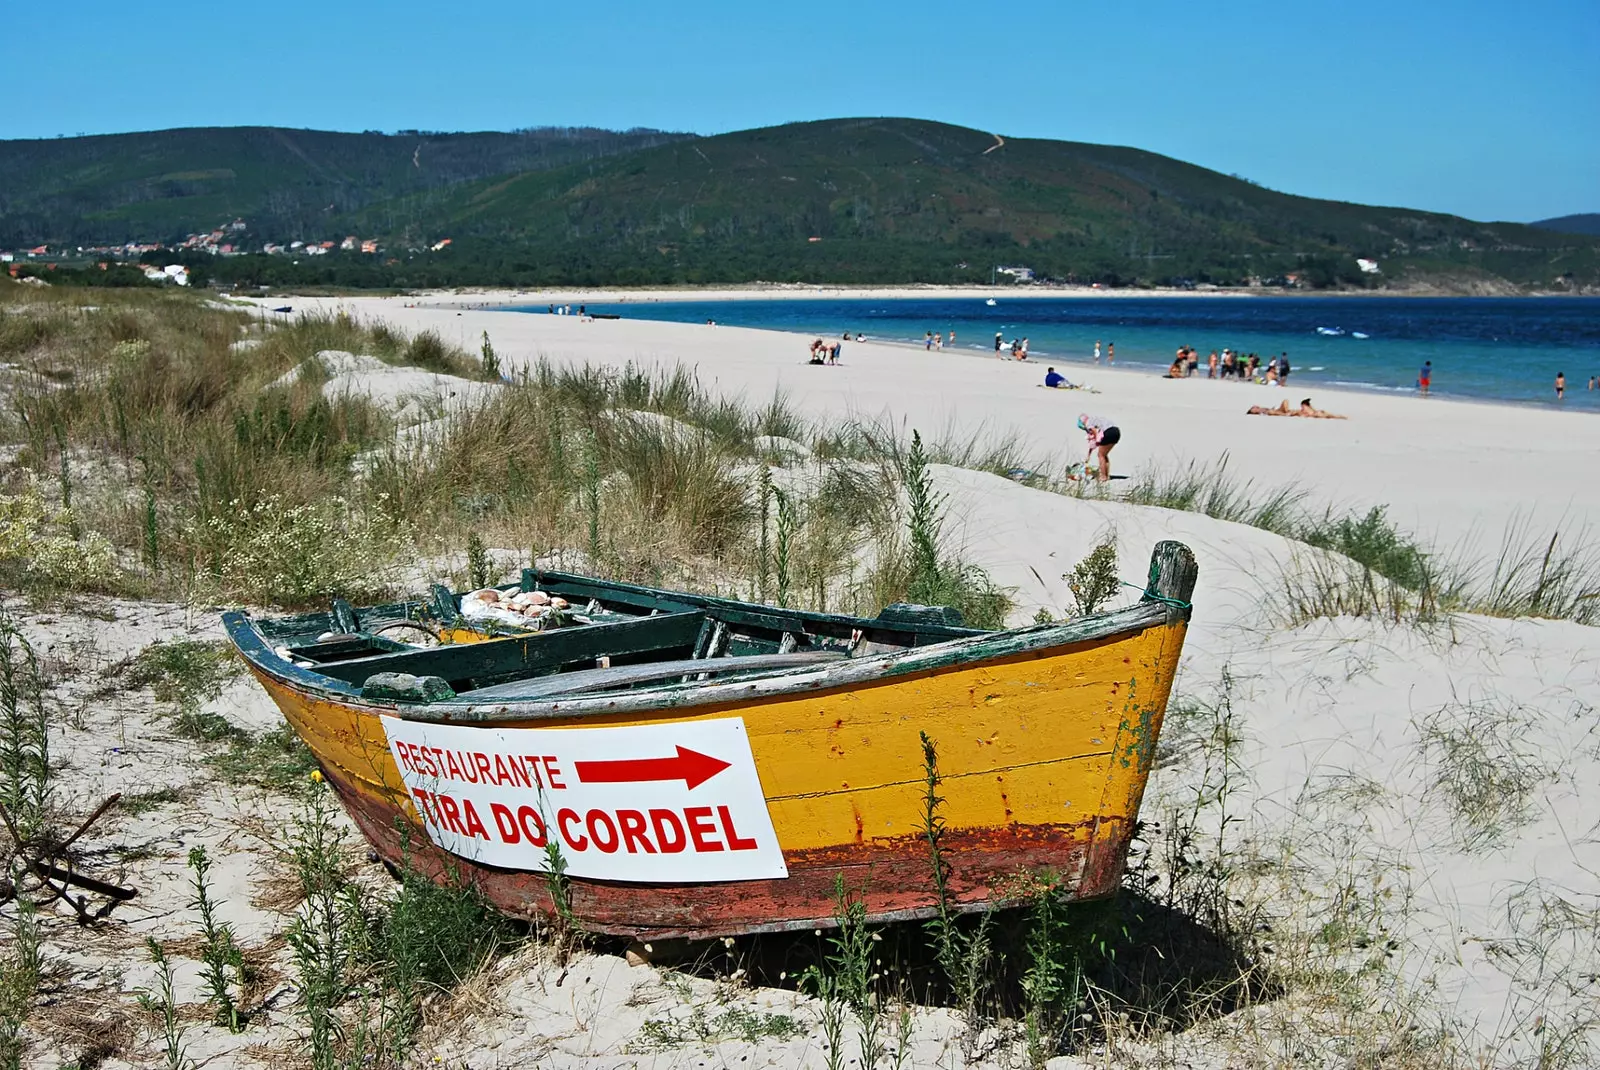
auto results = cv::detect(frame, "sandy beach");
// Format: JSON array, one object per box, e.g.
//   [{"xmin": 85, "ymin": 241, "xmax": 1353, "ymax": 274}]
[
  {"xmin": 5, "ymin": 288, "xmax": 1595, "ymax": 1069},
  {"xmin": 258, "ymin": 292, "xmax": 1600, "ymax": 545}
]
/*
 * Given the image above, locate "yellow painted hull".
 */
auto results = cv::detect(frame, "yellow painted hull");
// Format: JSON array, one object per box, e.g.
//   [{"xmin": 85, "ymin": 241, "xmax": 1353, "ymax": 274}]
[{"xmin": 247, "ymin": 615, "xmax": 1187, "ymax": 938}]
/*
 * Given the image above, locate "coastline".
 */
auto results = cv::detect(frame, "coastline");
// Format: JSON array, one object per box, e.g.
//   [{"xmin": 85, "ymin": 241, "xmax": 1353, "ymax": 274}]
[
  {"xmin": 244, "ymin": 293, "xmax": 1600, "ymax": 545},
  {"xmin": 303, "ymin": 283, "xmax": 1596, "ymax": 308}
]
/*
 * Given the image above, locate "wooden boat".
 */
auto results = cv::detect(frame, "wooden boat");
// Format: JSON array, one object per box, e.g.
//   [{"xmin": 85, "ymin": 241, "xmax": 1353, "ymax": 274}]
[{"xmin": 224, "ymin": 541, "xmax": 1197, "ymax": 941}]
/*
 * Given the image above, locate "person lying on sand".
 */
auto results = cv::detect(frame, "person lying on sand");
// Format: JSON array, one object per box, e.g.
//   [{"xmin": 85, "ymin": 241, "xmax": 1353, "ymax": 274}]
[{"xmin": 1247, "ymin": 398, "xmax": 1347, "ymax": 419}]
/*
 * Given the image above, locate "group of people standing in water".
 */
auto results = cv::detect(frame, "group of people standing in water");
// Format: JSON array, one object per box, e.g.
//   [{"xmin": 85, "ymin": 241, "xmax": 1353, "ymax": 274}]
[{"xmin": 1166, "ymin": 346, "xmax": 1293, "ymax": 384}]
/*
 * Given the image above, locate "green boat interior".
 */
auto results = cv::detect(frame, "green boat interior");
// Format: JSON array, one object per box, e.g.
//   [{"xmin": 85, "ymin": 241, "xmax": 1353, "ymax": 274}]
[{"xmin": 239, "ymin": 567, "xmax": 988, "ymax": 704}]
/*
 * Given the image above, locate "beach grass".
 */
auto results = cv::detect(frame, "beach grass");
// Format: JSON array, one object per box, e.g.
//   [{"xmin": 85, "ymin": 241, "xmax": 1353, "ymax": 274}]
[{"xmin": 0, "ymin": 278, "xmax": 1010, "ymax": 615}]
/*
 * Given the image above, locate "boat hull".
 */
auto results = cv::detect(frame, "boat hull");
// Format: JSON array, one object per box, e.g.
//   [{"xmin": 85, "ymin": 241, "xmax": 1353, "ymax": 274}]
[{"xmin": 245, "ymin": 610, "xmax": 1188, "ymax": 940}]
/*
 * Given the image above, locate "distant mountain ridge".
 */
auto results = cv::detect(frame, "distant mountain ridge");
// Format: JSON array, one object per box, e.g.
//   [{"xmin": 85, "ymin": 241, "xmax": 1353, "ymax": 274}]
[
  {"xmin": 0, "ymin": 125, "xmax": 688, "ymax": 245},
  {"xmin": 1532, "ymin": 214, "xmax": 1600, "ymax": 237},
  {"xmin": 3, "ymin": 119, "xmax": 1596, "ymax": 291}
]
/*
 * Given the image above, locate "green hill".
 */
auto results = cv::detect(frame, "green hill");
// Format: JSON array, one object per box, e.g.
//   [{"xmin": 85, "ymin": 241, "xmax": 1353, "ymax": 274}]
[
  {"xmin": 1533, "ymin": 214, "xmax": 1600, "ymax": 238},
  {"xmin": 351, "ymin": 118, "xmax": 1598, "ymax": 289},
  {"xmin": 5, "ymin": 118, "xmax": 1595, "ymax": 290},
  {"xmin": 0, "ymin": 125, "xmax": 686, "ymax": 245}
]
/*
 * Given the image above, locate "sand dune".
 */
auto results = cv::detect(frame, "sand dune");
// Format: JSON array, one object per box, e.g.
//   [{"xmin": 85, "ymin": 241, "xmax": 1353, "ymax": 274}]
[
  {"xmin": 9, "ymin": 293, "xmax": 1593, "ymax": 1068},
  {"xmin": 260, "ymin": 294, "xmax": 1600, "ymax": 547}
]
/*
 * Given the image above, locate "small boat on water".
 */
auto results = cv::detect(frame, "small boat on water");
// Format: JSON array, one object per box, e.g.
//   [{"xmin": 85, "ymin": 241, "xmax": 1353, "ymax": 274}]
[{"xmin": 225, "ymin": 541, "xmax": 1197, "ymax": 940}]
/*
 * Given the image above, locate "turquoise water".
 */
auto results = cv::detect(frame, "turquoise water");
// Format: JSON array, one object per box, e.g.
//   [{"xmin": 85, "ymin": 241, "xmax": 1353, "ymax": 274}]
[{"xmin": 513, "ymin": 296, "xmax": 1600, "ymax": 409}]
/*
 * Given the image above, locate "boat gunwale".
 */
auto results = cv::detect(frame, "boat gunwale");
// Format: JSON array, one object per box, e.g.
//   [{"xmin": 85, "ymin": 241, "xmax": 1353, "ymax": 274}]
[
  {"xmin": 222, "ymin": 540, "xmax": 1196, "ymax": 725},
  {"xmin": 225, "ymin": 600, "xmax": 1184, "ymax": 724}
]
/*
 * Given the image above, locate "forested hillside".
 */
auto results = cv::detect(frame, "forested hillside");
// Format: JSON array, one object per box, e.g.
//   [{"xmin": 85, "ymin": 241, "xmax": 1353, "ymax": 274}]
[
  {"xmin": 0, "ymin": 126, "xmax": 686, "ymax": 245},
  {"xmin": 1533, "ymin": 214, "xmax": 1600, "ymax": 237},
  {"xmin": 353, "ymin": 118, "xmax": 1594, "ymax": 288},
  {"xmin": 5, "ymin": 118, "xmax": 1596, "ymax": 290}
]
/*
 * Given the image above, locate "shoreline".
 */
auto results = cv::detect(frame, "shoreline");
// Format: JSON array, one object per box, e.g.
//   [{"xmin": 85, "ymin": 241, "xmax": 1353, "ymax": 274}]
[
  {"xmin": 468, "ymin": 298, "xmax": 1598, "ymax": 416},
  {"xmin": 794, "ymin": 333, "xmax": 1597, "ymax": 417},
  {"xmin": 344, "ymin": 283, "xmax": 1598, "ymax": 307},
  {"xmin": 243, "ymin": 294, "xmax": 1600, "ymax": 545},
  {"xmin": 246, "ymin": 291, "xmax": 1597, "ymax": 415}
]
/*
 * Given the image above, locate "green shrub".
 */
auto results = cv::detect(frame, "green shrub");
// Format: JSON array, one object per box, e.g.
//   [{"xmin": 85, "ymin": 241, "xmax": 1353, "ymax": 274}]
[
  {"xmin": 1066, "ymin": 539, "xmax": 1120, "ymax": 616},
  {"xmin": 197, "ymin": 495, "xmax": 408, "ymax": 607},
  {"xmin": 1300, "ymin": 506, "xmax": 1431, "ymax": 590},
  {"xmin": 0, "ymin": 480, "xmax": 118, "ymax": 593}
]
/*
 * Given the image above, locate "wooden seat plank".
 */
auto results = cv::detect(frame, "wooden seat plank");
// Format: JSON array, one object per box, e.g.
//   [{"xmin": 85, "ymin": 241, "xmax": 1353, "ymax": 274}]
[{"xmin": 460, "ymin": 650, "xmax": 845, "ymax": 701}]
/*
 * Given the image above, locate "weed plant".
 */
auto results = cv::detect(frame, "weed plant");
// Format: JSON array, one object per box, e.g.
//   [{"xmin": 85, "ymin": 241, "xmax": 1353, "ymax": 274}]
[
  {"xmin": 916, "ymin": 733, "xmax": 996, "ymax": 1042},
  {"xmin": 280, "ymin": 790, "xmax": 513, "ymax": 1067},
  {"xmin": 0, "ymin": 896, "xmax": 40, "ymax": 1070},
  {"xmin": 1066, "ymin": 538, "xmax": 1120, "ymax": 616},
  {"xmin": 285, "ymin": 788, "xmax": 358, "ymax": 1068},
  {"xmin": 540, "ymin": 837, "xmax": 580, "ymax": 963},
  {"xmin": 187, "ymin": 846, "xmax": 246, "ymax": 1031},
  {"xmin": 136, "ymin": 938, "xmax": 188, "ymax": 1070},
  {"xmin": 0, "ymin": 609, "xmax": 49, "ymax": 844},
  {"xmin": 1416, "ymin": 698, "xmax": 1549, "ymax": 851},
  {"xmin": 3, "ymin": 291, "xmax": 1014, "ymax": 621},
  {"xmin": 1465, "ymin": 519, "xmax": 1600, "ymax": 626},
  {"xmin": 802, "ymin": 875, "xmax": 885, "ymax": 1070},
  {"xmin": 634, "ymin": 1005, "xmax": 801, "ymax": 1051}
]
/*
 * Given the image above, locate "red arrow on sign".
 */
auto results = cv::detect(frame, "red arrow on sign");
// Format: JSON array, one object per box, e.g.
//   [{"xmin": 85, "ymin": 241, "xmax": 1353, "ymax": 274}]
[{"xmin": 574, "ymin": 746, "xmax": 731, "ymax": 790}]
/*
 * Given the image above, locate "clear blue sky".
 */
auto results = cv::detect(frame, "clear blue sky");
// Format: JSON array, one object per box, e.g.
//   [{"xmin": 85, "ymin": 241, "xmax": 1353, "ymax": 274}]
[{"xmin": 6, "ymin": 0, "xmax": 1596, "ymax": 222}]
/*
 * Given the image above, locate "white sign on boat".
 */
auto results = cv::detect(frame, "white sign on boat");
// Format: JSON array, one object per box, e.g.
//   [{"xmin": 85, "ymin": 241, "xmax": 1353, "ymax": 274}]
[{"xmin": 379, "ymin": 716, "xmax": 788, "ymax": 883}]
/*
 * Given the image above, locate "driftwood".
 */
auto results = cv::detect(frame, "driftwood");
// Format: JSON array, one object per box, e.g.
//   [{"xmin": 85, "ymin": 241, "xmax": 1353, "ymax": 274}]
[{"xmin": 0, "ymin": 793, "xmax": 138, "ymax": 922}]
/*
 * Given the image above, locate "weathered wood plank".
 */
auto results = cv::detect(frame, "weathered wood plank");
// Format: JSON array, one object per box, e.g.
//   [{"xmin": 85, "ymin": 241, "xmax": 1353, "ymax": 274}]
[
  {"xmin": 464, "ymin": 650, "xmax": 846, "ymax": 700},
  {"xmin": 1145, "ymin": 540, "xmax": 1200, "ymax": 622},
  {"xmin": 312, "ymin": 611, "xmax": 707, "ymax": 686}
]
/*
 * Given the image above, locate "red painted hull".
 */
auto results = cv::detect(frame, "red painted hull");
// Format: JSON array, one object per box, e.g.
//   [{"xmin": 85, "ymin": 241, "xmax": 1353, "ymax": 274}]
[{"xmin": 326, "ymin": 762, "xmax": 1131, "ymax": 940}]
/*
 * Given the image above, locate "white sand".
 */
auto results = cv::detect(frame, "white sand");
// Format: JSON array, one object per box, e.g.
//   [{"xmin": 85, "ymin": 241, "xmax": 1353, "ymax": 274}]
[
  {"xmin": 254, "ymin": 294, "xmax": 1600, "ymax": 546},
  {"xmin": 9, "ymin": 294, "xmax": 1594, "ymax": 1068},
  {"xmin": 231, "ymin": 293, "xmax": 1597, "ymax": 1065}
]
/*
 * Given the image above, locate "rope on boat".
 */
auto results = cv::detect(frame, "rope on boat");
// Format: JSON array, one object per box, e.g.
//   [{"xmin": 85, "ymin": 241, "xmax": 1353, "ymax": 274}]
[{"xmin": 1121, "ymin": 568, "xmax": 1193, "ymax": 612}]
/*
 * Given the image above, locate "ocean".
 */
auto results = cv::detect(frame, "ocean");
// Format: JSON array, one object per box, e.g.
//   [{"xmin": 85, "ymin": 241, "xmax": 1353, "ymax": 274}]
[{"xmin": 511, "ymin": 295, "xmax": 1600, "ymax": 410}]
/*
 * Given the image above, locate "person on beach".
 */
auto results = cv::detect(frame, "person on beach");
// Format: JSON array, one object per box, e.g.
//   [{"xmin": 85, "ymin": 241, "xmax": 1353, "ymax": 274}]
[
  {"xmin": 1241, "ymin": 398, "xmax": 1344, "ymax": 419},
  {"xmin": 1279, "ymin": 353, "xmax": 1291, "ymax": 384},
  {"xmin": 1209, "ymin": 350, "xmax": 1219, "ymax": 378},
  {"xmin": 1020, "ymin": 338, "xmax": 1030, "ymax": 360},
  {"xmin": 996, "ymin": 332, "xmax": 1004, "ymax": 353},
  {"xmin": 1419, "ymin": 361, "xmax": 1432, "ymax": 396},
  {"xmin": 1044, "ymin": 367, "xmax": 1067, "ymax": 388},
  {"xmin": 1247, "ymin": 353, "xmax": 1260, "ymax": 380},
  {"xmin": 1165, "ymin": 356, "xmax": 1185, "ymax": 378},
  {"xmin": 1107, "ymin": 342, "xmax": 1115, "ymax": 364},
  {"xmin": 1222, "ymin": 351, "xmax": 1236, "ymax": 379},
  {"xmin": 1246, "ymin": 398, "xmax": 1346, "ymax": 419},
  {"xmin": 948, "ymin": 331, "xmax": 956, "ymax": 347},
  {"xmin": 1094, "ymin": 339, "xmax": 1102, "ymax": 363},
  {"xmin": 1076, "ymin": 414, "xmax": 1120, "ymax": 482},
  {"xmin": 1556, "ymin": 372, "xmax": 1566, "ymax": 399}
]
